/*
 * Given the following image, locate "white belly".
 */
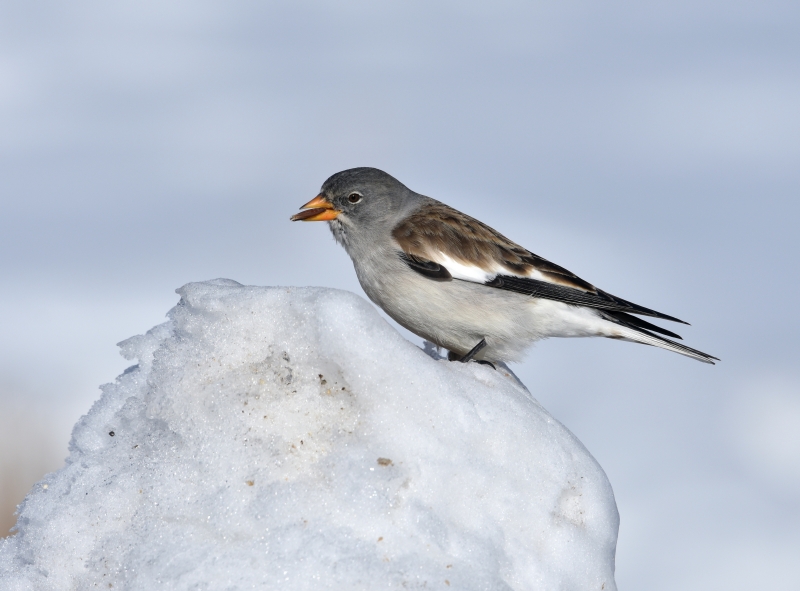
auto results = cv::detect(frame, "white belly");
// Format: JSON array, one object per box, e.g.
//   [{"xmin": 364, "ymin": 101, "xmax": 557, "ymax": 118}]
[{"xmin": 352, "ymin": 255, "xmax": 610, "ymax": 363}]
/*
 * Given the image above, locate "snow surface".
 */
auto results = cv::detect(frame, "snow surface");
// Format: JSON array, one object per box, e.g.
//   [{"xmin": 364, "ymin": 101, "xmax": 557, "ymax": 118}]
[{"xmin": 0, "ymin": 280, "xmax": 619, "ymax": 590}]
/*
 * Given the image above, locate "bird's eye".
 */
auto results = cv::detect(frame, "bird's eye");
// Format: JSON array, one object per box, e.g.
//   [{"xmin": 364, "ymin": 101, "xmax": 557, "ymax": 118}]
[{"xmin": 348, "ymin": 193, "xmax": 362, "ymax": 203}]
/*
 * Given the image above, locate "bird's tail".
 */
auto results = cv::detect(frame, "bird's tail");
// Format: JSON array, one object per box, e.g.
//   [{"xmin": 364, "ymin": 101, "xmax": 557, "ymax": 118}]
[{"xmin": 601, "ymin": 310, "xmax": 718, "ymax": 364}]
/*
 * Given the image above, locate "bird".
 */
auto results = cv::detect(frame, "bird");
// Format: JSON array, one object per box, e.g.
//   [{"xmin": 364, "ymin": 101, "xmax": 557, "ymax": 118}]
[{"xmin": 291, "ymin": 167, "xmax": 717, "ymax": 366}]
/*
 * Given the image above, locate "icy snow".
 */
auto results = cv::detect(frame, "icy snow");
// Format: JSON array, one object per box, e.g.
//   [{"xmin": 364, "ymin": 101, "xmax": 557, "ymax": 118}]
[{"xmin": 0, "ymin": 280, "xmax": 619, "ymax": 590}]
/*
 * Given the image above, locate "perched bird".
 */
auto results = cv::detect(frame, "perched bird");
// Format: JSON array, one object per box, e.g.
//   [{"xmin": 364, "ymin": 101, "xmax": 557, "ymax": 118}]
[{"xmin": 291, "ymin": 167, "xmax": 716, "ymax": 365}]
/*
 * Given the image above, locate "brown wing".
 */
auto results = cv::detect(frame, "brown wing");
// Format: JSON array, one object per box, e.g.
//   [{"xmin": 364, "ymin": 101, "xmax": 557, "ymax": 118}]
[
  {"xmin": 392, "ymin": 200, "xmax": 689, "ymax": 325},
  {"xmin": 392, "ymin": 200, "xmax": 597, "ymax": 292}
]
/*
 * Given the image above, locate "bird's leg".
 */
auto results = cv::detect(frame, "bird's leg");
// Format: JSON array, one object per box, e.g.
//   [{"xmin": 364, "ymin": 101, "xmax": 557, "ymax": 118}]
[
  {"xmin": 459, "ymin": 338, "xmax": 487, "ymax": 363},
  {"xmin": 447, "ymin": 339, "xmax": 495, "ymax": 369}
]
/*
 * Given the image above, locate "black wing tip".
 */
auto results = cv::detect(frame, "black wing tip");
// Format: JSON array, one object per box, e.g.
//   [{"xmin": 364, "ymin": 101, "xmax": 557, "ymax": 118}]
[
  {"xmin": 491, "ymin": 277, "xmax": 692, "ymax": 325},
  {"xmin": 602, "ymin": 291, "xmax": 691, "ymax": 325},
  {"xmin": 607, "ymin": 312, "xmax": 718, "ymax": 364},
  {"xmin": 601, "ymin": 310, "xmax": 683, "ymax": 339}
]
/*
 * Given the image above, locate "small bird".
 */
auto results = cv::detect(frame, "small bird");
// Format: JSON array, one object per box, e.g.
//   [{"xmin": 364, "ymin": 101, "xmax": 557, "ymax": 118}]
[{"xmin": 291, "ymin": 167, "xmax": 716, "ymax": 365}]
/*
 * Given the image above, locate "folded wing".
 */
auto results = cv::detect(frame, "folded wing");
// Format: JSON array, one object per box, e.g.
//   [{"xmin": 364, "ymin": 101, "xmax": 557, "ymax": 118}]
[{"xmin": 392, "ymin": 200, "xmax": 686, "ymax": 324}]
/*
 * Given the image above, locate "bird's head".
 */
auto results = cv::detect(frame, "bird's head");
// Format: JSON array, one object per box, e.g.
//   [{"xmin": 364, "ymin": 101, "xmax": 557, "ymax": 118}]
[{"xmin": 291, "ymin": 168, "xmax": 415, "ymax": 245}]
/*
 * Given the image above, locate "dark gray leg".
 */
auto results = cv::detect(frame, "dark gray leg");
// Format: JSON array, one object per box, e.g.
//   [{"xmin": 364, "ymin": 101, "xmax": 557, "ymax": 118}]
[{"xmin": 459, "ymin": 338, "xmax": 487, "ymax": 363}]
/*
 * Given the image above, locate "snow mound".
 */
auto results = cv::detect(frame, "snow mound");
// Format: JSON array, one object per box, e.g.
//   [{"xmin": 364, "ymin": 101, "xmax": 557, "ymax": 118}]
[{"xmin": 0, "ymin": 280, "xmax": 619, "ymax": 590}]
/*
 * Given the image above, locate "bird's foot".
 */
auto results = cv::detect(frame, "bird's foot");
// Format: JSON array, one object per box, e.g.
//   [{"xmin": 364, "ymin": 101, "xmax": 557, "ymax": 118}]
[{"xmin": 450, "ymin": 338, "xmax": 491, "ymax": 366}]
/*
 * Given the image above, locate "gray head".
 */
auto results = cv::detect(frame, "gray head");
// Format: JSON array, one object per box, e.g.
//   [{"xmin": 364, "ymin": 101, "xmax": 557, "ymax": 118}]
[{"xmin": 291, "ymin": 167, "xmax": 421, "ymax": 247}]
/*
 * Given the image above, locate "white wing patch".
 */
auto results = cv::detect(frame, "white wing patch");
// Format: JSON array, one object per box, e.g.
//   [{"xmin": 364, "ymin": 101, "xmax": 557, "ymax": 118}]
[
  {"xmin": 433, "ymin": 251, "xmax": 555, "ymax": 284},
  {"xmin": 433, "ymin": 252, "xmax": 497, "ymax": 283}
]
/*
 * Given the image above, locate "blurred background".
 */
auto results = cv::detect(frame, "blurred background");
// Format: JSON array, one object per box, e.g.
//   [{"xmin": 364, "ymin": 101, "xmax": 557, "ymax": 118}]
[{"xmin": 1, "ymin": 1, "xmax": 798, "ymax": 588}]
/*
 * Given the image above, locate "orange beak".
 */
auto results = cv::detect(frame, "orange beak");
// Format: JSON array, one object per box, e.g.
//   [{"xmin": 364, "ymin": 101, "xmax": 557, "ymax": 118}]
[{"xmin": 290, "ymin": 194, "xmax": 340, "ymax": 222}]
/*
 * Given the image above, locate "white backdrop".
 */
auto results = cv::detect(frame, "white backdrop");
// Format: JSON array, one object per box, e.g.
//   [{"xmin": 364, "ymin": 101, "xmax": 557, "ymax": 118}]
[{"xmin": 1, "ymin": 2, "xmax": 798, "ymax": 589}]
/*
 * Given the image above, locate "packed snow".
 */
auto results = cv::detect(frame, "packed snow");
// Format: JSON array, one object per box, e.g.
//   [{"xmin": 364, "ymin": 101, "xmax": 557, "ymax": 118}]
[{"xmin": 0, "ymin": 280, "xmax": 619, "ymax": 590}]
